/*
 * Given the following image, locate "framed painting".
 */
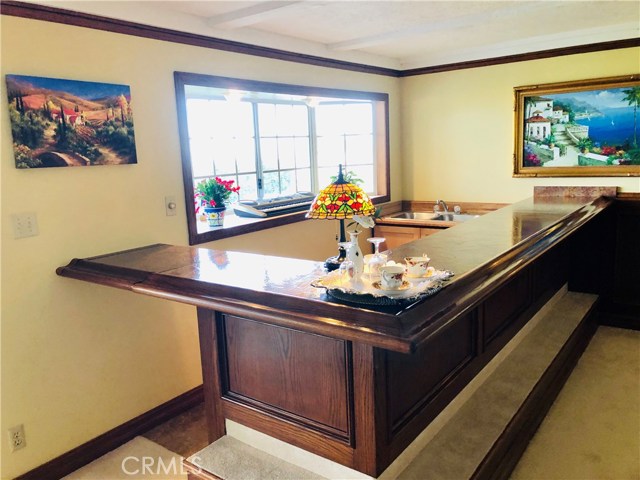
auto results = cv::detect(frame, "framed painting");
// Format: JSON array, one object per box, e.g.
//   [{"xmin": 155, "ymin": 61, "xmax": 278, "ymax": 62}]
[
  {"xmin": 513, "ymin": 74, "xmax": 640, "ymax": 177},
  {"xmin": 6, "ymin": 74, "xmax": 137, "ymax": 168}
]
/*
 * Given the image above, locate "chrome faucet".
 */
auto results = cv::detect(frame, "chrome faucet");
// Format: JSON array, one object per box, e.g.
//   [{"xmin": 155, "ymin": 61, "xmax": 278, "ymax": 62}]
[{"xmin": 435, "ymin": 199, "xmax": 449, "ymax": 213}]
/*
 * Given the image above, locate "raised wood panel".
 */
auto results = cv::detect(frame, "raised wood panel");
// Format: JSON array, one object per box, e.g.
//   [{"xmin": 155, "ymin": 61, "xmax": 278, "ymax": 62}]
[
  {"xmin": 385, "ymin": 312, "xmax": 476, "ymax": 433},
  {"xmin": 614, "ymin": 200, "xmax": 640, "ymax": 305},
  {"xmin": 483, "ymin": 271, "xmax": 531, "ymax": 346},
  {"xmin": 532, "ymin": 243, "xmax": 568, "ymax": 301},
  {"xmin": 220, "ymin": 315, "xmax": 351, "ymax": 438},
  {"xmin": 568, "ymin": 206, "xmax": 616, "ymax": 296}
]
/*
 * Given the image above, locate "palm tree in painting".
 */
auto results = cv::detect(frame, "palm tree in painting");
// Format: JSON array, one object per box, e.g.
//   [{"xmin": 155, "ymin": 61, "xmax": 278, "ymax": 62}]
[{"xmin": 622, "ymin": 86, "xmax": 640, "ymax": 148}]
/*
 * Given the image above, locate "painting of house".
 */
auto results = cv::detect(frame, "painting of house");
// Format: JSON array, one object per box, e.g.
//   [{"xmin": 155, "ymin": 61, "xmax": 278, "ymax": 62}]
[
  {"xmin": 6, "ymin": 75, "xmax": 137, "ymax": 168},
  {"xmin": 520, "ymin": 80, "xmax": 640, "ymax": 170}
]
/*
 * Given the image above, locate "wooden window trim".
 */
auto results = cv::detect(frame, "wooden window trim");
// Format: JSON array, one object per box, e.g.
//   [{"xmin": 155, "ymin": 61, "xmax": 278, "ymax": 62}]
[{"xmin": 174, "ymin": 72, "xmax": 391, "ymax": 245}]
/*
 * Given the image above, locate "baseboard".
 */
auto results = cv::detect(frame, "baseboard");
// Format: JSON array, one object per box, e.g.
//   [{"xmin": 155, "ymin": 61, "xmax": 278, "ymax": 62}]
[
  {"xmin": 15, "ymin": 385, "xmax": 204, "ymax": 480},
  {"xmin": 471, "ymin": 298, "xmax": 599, "ymax": 480}
]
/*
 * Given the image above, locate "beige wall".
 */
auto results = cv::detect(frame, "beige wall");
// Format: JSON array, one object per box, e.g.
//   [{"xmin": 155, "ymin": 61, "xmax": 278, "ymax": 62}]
[
  {"xmin": 1, "ymin": 11, "xmax": 638, "ymax": 478},
  {"xmin": 401, "ymin": 48, "xmax": 640, "ymax": 203},
  {"xmin": 0, "ymin": 15, "xmax": 401, "ymax": 478}
]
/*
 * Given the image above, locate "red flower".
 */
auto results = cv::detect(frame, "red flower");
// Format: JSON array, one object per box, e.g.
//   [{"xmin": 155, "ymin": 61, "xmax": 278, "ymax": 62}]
[
  {"xmin": 327, "ymin": 203, "xmax": 339, "ymax": 212},
  {"xmin": 209, "ymin": 199, "xmax": 217, "ymax": 207},
  {"xmin": 351, "ymin": 201, "xmax": 362, "ymax": 210}
]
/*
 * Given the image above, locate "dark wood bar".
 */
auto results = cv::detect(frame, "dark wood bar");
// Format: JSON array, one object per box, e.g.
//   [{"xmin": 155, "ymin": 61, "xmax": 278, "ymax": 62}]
[{"xmin": 57, "ymin": 195, "xmax": 620, "ymax": 476}]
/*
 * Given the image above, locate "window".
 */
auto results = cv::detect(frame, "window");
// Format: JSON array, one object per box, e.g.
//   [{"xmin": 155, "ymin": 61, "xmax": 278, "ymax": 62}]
[{"xmin": 174, "ymin": 72, "xmax": 390, "ymax": 245}]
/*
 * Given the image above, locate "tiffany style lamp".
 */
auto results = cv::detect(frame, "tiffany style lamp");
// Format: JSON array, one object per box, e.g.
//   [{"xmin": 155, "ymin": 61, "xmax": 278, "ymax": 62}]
[{"xmin": 306, "ymin": 165, "xmax": 376, "ymax": 271}]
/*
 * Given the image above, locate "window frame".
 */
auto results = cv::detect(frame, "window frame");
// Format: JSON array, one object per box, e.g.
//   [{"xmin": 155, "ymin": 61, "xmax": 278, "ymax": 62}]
[{"xmin": 174, "ymin": 71, "xmax": 390, "ymax": 245}]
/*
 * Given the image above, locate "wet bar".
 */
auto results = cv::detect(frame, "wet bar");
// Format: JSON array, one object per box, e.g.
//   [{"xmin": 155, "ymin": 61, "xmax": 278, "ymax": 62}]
[{"xmin": 57, "ymin": 195, "xmax": 616, "ymax": 476}]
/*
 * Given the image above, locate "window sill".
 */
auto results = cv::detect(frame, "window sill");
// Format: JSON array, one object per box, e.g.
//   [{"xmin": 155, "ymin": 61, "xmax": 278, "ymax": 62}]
[
  {"xmin": 189, "ymin": 210, "xmax": 308, "ymax": 245},
  {"xmin": 188, "ymin": 194, "xmax": 389, "ymax": 245}
]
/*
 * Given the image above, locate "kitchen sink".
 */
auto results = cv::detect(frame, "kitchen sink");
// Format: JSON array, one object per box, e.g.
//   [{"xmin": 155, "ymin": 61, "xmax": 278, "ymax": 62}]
[
  {"xmin": 432, "ymin": 213, "xmax": 479, "ymax": 222},
  {"xmin": 389, "ymin": 212, "xmax": 439, "ymax": 220},
  {"xmin": 388, "ymin": 211, "xmax": 480, "ymax": 222}
]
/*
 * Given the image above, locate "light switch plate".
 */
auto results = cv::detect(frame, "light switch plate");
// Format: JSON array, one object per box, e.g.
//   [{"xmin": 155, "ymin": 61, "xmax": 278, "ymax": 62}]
[
  {"xmin": 11, "ymin": 213, "xmax": 38, "ymax": 238},
  {"xmin": 165, "ymin": 196, "xmax": 177, "ymax": 216}
]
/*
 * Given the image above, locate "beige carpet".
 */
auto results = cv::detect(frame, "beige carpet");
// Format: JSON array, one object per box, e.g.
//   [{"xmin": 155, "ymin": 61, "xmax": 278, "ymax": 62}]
[
  {"xmin": 511, "ymin": 326, "xmax": 640, "ymax": 480},
  {"xmin": 63, "ymin": 436, "xmax": 186, "ymax": 479}
]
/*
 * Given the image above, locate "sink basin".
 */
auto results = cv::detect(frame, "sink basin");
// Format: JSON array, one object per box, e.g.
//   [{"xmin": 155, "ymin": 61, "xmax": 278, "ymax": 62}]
[
  {"xmin": 432, "ymin": 213, "xmax": 479, "ymax": 222},
  {"xmin": 388, "ymin": 211, "xmax": 480, "ymax": 222},
  {"xmin": 389, "ymin": 212, "xmax": 438, "ymax": 220}
]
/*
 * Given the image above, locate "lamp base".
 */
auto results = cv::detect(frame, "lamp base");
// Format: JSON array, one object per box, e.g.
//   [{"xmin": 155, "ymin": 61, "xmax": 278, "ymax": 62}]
[{"xmin": 324, "ymin": 246, "xmax": 347, "ymax": 272}]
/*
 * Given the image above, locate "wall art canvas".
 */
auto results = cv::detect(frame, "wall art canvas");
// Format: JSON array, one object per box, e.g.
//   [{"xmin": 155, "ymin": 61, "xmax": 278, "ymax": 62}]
[
  {"xmin": 6, "ymin": 74, "xmax": 137, "ymax": 168},
  {"xmin": 513, "ymin": 75, "xmax": 640, "ymax": 177}
]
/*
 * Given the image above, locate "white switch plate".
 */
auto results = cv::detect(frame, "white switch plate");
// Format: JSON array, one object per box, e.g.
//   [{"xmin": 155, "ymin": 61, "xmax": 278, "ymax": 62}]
[
  {"xmin": 165, "ymin": 196, "xmax": 177, "ymax": 216},
  {"xmin": 11, "ymin": 213, "xmax": 39, "ymax": 238}
]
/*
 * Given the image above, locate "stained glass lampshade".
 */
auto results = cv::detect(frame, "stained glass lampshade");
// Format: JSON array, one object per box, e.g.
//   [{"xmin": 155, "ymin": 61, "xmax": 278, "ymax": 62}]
[{"xmin": 307, "ymin": 165, "xmax": 376, "ymax": 271}]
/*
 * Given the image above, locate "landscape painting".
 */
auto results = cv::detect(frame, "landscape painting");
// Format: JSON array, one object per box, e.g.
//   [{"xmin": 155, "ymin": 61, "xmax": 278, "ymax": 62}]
[
  {"xmin": 6, "ymin": 74, "xmax": 137, "ymax": 168},
  {"xmin": 514, "ymin": 75, "xmax": 640, "ymax": 177}
]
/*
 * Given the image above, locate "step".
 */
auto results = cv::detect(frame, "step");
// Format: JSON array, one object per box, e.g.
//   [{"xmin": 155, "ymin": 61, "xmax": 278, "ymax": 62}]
[
  {"xmin": 185, "ymin": 436, "xmax": 328, "ymax": 480},
  {"xmin": 185, "ymin": 289, "xmax": 597, "ymax": 480},
  {"xmin": 394, "ymin": 290, "xmax": 597, "ymax": 479}
]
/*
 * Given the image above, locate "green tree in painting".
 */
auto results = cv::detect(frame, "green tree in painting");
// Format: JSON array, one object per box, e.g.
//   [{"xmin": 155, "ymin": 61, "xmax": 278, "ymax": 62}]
[
  {"xmin": 8, "ymin": 103, "xmax": 48, "ymax": 149},
  {"xmin": 622, "ymin": 86, "xmax": 640, "ymax": 148}
]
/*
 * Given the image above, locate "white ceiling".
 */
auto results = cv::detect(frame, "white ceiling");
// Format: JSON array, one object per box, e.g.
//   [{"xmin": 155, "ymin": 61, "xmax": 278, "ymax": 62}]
[{"xmin": 31, "ymin": 1, "xmax": 640, "ymax": 70}]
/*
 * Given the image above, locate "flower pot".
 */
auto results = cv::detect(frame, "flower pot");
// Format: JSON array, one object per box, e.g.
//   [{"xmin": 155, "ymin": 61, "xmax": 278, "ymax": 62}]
[{"xmin": 203, "ymin": 206, "xmax": 226, "ymax": 227}]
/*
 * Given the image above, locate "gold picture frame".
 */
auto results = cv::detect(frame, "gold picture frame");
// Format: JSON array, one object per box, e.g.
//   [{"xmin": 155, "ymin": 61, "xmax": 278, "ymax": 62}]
[{"xmin": 513, "ymin": 74, "xmax": 640, "ymax": 177}]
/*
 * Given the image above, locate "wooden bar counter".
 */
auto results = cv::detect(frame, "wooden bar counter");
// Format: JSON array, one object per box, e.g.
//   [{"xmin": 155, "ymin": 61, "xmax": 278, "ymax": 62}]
[{"xmin": 57, "ymin": 196, "xmax": 615, "ymax": 476}]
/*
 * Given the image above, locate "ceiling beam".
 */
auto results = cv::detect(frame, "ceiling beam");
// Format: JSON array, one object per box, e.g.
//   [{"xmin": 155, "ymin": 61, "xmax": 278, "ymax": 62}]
[
  {"xmin": 207, "ymin": 1, "xmax": 305, "ymax": 30},
  {"xmin": 328, "ymin": 2, "xmax": 551, "ymax": 51}
]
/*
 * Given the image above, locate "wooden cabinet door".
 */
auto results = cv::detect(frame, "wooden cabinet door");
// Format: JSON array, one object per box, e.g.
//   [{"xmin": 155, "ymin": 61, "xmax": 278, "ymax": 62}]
[
  {"xmin": 374, "ymin": 225, "xmax": 421, "ymax": 251},
  {"xmin": 420, "ymin": 227, "xmax": 445, "ymax": 237}
]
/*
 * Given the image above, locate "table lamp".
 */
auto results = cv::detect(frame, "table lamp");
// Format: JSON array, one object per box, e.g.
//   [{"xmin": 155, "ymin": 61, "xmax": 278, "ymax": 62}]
[{"xmin": 306, "ymin": 165, "xmax": 376, "ymax": 271}]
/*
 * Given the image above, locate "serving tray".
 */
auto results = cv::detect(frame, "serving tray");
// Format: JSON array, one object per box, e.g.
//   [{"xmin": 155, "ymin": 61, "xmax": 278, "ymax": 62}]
[{"xmin": 311, "ymin": 269, "xmax": 453, "ymax": 306}]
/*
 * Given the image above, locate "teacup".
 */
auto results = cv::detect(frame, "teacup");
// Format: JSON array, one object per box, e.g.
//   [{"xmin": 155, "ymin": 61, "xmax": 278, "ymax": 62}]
[
  {"xmin": 380, "ymin": 264, "xmax": 405, "ymax": 290},
  {"xmin": 404, "ymin": 255, "xmax": 431, "ymax": 277}
]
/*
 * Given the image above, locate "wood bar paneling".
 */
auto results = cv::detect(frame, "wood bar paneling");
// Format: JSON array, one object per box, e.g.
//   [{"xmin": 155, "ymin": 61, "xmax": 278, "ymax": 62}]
[
  {"xmin": 386, "ymin": 312, "xmax": 476, "ymax": 433},
  {"xmin": 220, "ymin": 315, "xmax": 351, "ymax": 439},
  {"xmin": 483, "ymin": 270, "xmax": 531, "ymax": 346},
  {"xmin": 613, "ymin": 199, "xmax": 640, "ymax": 305},
  {"xmin": 197, "ymin": 309, "xmax": 226, "ymax": 442}
]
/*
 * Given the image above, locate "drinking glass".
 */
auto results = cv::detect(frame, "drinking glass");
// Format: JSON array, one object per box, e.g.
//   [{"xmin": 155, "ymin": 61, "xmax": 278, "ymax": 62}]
[{"xmin": 366, "ymin": 237, "xmax": 387, "ymax": 280}]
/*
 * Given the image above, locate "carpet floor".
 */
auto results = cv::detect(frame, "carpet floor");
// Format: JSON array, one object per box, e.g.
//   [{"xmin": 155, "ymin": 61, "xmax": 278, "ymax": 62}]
[
  {"xmin": 63, "ymin": 436, "xmax": 186, "ymax": 479},
  {"xmin": 64, "ymin": 326, "xmax": 639, "ymax": 479},
  {"xmin": 511, "ymin": 326, "xmax": 640, "ymax": 479}
]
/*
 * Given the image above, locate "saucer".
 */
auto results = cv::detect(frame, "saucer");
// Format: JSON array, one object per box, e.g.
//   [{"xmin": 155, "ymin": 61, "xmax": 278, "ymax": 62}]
[
  {"xmin": 407, "ymin": 267, "xmax": 438, "ymax": 279},
  {"xmin": 372, "ymin": 280, "xmax": 411, "ymax": 293}
]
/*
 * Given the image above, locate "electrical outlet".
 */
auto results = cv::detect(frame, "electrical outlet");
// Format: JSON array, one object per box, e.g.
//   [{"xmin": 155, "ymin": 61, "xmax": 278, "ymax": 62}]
[
  {"xmin": 11, "ymin": 212, "xmax": 39, "ymax": 238},
  {"xmin": 8, "ymin": 424, "xmax": 26, "ymax": 452}
]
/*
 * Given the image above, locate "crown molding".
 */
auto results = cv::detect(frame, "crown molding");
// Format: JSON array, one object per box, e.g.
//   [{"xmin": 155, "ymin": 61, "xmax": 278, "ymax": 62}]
[{"xmin": 2, "ymin": 1, "xmax": 638, "ymax": 78}]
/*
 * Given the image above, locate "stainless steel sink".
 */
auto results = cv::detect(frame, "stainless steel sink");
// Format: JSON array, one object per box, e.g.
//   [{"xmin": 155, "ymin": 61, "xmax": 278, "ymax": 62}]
[
  {"xmin": 388, "ymin": 211, "xmax": 480, "ymax": 222},
  {"xmin": 389, "ymin": 212, "xmax": 439, "ymax": 220},
  {"xmin": 432, "ymin": 213, "xmax": 479, "ymax": 222}
]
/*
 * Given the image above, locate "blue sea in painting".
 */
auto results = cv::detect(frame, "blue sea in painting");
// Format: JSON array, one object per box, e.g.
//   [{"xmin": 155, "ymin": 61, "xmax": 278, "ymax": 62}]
[{"xmin": 576, "ymin": 107, "xmax": 636, "ymax": 147}]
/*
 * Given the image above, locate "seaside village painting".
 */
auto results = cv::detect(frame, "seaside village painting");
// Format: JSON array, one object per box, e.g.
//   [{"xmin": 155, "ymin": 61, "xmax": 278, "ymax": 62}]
[
  {"xmin": 523, "ymin": 85, "xmax": 640, "ymax": 168},
  {"xmin": 6, "ymin": 75, "xmax": 137, "ymax": 168}
]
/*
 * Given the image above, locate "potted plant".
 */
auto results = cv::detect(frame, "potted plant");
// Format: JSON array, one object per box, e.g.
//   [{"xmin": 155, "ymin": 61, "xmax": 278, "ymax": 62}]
[
  {"xmin": 194, "ymin": 177, "xmax": 240, "ymax": 227},
  {"xmin": 576, "ymin": 137, "xmax": 592, "ymax": 154},
  {"xmin": 547, "ymin": 134, "xmax": 556, "ymax": 149}
]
